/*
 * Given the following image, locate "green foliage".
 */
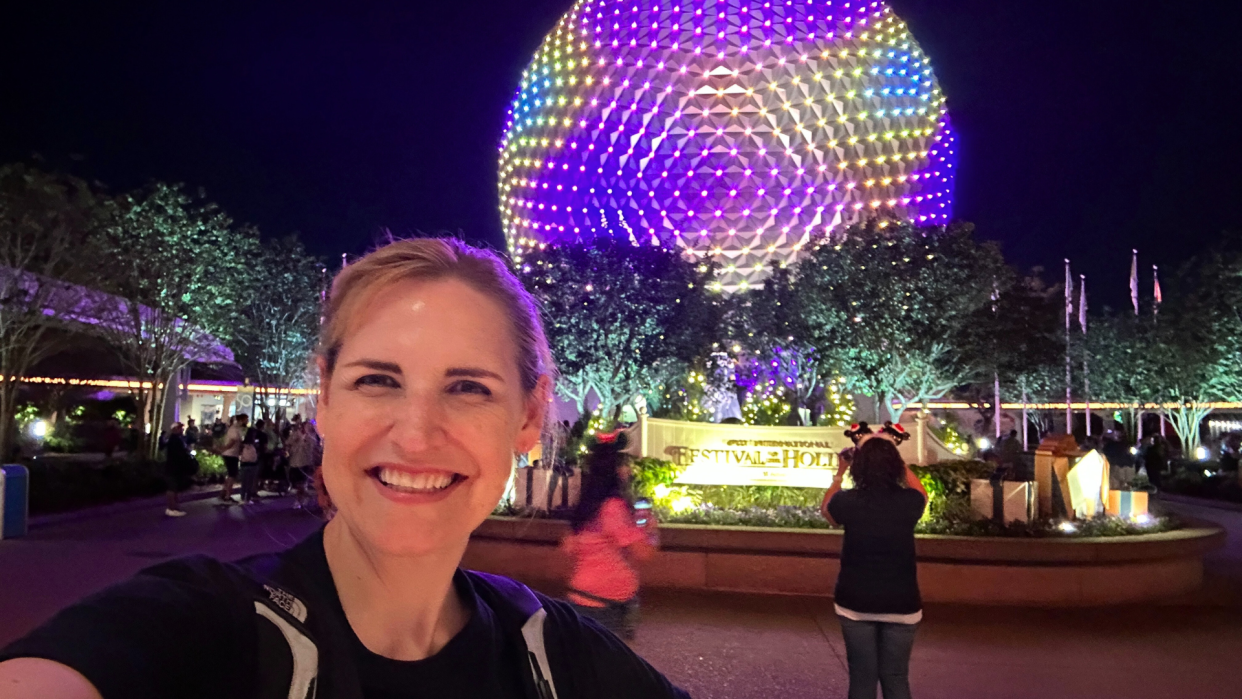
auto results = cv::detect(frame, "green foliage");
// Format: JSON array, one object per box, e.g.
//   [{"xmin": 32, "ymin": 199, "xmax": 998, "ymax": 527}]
[
  {"xmin": 631, "ymin": 457, "xmax": 823, "ymax": 510},
  {"xmin": 911, "ymin": 460, "xmax": 996, "ymax": 497},
  {"xmin": 910, "ymin": 459, "xmax": 995, "ymax": 521},
  {"xmin": 662, "ymin": 505, "xmax": 834, "ymax": 529},
  {"xmin": 517, "ymin": 238, "xmax": 721, "ymax": 418},
  {"xmin": 916, "ymin": 514, "xmax": 1181, "ymax": 538},
  {"xmin": 741, "ymin": 385, "xmax": 792, "ymax": 425},
  {"xmin": 791, "ymin": 222, "xmax": 1007, "ymax": 422},
  {"xmin": 657, "ymin": 502, "xmax": 1181, "ymax": 538},
  {"xmin": 0, "ymin": 164, "xmax": 103, "ymax": 457},
  {"xmin": 230, "ymin": 235, "xmax": 324, "ymax": 418},
  {"xmin": 631, "ymin": 457, "xmax": 684, "ymax": 496},
  {"xmin": 14, "ymin": 403, "xmax": 39, "ymax": 427},
  {"xmin": 1163, "ymin": 463, "xmax": 1242, "ymax": 503},
  {"xmin": 195, "ymin": 451, "xmax": 227, "ymax": 482},
  {"xmin": 689, "ymin": 485, "xmax": 823, "ymax": 509},
  {"xmin": 649, "ymin": 365, "xmax": 715, "ymax": 422},
  {"xmin": 93, "ymin": 182, "xmax": 257, "ymax": 457}
]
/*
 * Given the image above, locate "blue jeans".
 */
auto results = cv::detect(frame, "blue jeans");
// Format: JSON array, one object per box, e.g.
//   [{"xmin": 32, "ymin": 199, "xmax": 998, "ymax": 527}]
[{"xmin": 837, "ymin": 616, "xmax": 918, "ymax": 699}]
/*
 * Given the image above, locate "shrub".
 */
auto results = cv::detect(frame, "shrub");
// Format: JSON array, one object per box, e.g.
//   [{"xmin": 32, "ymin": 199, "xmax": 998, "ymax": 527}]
[
  {"xmin": 662, "ymin": 505, "xmax": 835, "ymax": 529},
  {"xmin": 25, "ymin": 457, "xmax": 167, "ymax": 515},
  {"xmin": 688, "ymin": 484, "xmax": 823, "ymax": 509},
  {"xmin": 195, "ymin": 451, "xmax": 227, "ymax": 483}
]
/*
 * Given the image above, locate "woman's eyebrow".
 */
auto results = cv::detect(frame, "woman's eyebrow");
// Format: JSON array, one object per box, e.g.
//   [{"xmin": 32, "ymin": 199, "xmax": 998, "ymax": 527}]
[
  {"xmin": 341, "ymin": 359, "xmax": 403, "ymax": 374},
  {"xmin": 446, "ymin": 367, "xmax": 505, "ymax": 382}
]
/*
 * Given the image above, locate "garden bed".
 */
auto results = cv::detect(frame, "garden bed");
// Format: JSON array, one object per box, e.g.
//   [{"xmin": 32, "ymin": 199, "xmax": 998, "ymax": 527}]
[{"xmin": 464, "ymin": 515, "xmax": 1226, "ymax": 606}]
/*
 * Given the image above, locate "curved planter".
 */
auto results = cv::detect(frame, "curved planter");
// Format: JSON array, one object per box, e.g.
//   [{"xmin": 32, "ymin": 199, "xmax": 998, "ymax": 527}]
[{"xmin": 463, "ymin": 516, "xmax": 1226, "ymax": 607}]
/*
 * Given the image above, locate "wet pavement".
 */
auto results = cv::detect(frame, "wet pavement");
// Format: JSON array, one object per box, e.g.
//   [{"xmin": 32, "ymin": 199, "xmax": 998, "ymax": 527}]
[{"xmin": 1, "ymin": 493, "xmax": 1238, "ymax": 698}]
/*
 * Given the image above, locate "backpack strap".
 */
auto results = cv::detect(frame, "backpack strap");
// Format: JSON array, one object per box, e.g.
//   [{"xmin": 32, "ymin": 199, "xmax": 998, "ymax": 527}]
[
  {"xmin": 469, "ymin": 571, "xmax": 560, "ymax": 699},
  {"xmin": 254, "ymin": 599, "xmax": 319, "ymax": 699},
  {"xmin": 235, "ymin": 554, "xmax": 326, "ymax": 699}
]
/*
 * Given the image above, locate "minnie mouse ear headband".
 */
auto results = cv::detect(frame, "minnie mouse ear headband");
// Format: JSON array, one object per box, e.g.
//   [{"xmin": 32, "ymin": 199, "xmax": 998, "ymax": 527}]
[
  {"xmin": 593, "ymin": 429, "xmax": 630, "ymax": 451},
  {"xmin": 844, "ymin": 422, "xmax": 873, "ymax": 441},
  {"xmin": 880, "ymin": 421, "xmax": 911, "ymax": 444}
]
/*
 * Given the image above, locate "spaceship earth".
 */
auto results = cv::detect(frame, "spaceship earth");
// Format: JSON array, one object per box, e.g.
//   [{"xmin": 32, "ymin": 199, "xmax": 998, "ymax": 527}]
[{"xmin": 498, "ymin": 0, "xmax": 955, "ymax": 290}]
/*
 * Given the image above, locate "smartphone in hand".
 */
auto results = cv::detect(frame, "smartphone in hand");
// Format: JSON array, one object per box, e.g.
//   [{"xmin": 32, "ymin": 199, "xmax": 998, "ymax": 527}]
[{"xmin": 634, "ymin": 498, "xmax": 652, "ymax": 527}]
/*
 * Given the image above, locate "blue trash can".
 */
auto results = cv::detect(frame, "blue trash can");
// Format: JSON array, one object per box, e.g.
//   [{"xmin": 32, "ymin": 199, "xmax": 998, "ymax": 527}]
[{"xmin": 1, "ymin": 464, "xmax": 29, "ymax": 539}]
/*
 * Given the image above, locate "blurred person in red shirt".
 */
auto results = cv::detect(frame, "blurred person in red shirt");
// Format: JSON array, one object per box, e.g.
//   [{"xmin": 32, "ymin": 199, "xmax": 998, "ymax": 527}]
[{"xmin": 561, "ymin": 430, "xmax": 656, "ymax": 640}]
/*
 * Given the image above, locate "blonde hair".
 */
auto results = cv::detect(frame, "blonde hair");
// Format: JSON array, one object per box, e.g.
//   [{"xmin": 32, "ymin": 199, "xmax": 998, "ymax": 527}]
[
  {"xmin": 312, "ymin": 237, "xmax": 554, "ymax": 518},
  {"xmin": 318, "ymin": 237, "xmax": 553, "ymax": 393}
]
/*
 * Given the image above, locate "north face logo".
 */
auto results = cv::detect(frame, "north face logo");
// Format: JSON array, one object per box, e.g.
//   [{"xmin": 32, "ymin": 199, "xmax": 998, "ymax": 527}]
[{"xmin": 264, "ymin": 584, "xmax": 308, "ymax": 623}]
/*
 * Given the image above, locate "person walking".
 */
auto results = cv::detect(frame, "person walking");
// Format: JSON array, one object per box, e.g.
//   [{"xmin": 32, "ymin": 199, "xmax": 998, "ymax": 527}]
[
  {"xmin": 285, "ymin": 421, "xmax": 320, "ymax": 510},
  {"xmin": 217, "ymin": 414, "xmax": 247, "ymax": 504},
  {"xmin": 184, "ymin": 418, "xmax": 200, "ymax": 448},
  {"xmin": 821, "ymin": 434, "xmax": 928, "ymax": 699},
  {"xmin": 561, "ymin": 431, "xmax": 657, "ymax": 640},
  {"xmin": 238, "ymin": 418, "xmax": 267, "ymax": 505},
  {"xmin": 162, "ymin": 423, "xmax": 197, "ymax": 517},
  {"xmin": 0, "ymin": 236, "xmax": 687, "ymax": 699}
]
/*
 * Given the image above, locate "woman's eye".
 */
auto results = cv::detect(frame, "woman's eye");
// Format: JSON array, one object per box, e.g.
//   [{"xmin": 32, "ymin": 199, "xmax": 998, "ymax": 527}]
[
  {"xmin": 354, "ymin": 374, "xmax": 400, "ymax": 390},
  {"xmin": 448, "ymin": 380, "xmax": 492, "ymax": 397}
]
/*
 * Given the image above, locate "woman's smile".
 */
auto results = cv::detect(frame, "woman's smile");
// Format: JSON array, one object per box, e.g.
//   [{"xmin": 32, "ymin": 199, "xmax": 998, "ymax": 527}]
[{"xmin": 367, "ymin": 464, "xmax": 468, "ymax": 503}]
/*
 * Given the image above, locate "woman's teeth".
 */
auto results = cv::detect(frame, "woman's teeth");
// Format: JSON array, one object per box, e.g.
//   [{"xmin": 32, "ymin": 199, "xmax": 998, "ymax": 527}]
[{"xmin": 376, "ymin": 468, "xmax": 457, "ymax": 493}]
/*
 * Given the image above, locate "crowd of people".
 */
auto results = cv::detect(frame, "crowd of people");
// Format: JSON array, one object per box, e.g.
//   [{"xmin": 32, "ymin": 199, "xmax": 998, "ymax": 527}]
[{"xmin": 160, "ymin": 412, "xmax": 322, "ymax": 517}]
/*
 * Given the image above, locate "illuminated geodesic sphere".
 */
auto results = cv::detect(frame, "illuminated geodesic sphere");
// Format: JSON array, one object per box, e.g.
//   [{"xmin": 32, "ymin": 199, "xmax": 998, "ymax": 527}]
[{"xmin": 499, "ymin": 0, "xmax": 955, "ymax": 291}]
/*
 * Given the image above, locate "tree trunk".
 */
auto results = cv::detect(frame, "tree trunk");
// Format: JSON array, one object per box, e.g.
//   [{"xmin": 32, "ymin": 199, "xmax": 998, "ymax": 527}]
[{"xmin": 0, "ymin": 379, "xmax": 17, "ymax": 461}]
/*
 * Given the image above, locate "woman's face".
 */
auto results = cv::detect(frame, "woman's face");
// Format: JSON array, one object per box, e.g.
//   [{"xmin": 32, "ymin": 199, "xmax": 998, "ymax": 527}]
[{"xmin": 317, "ymin": 277, "xmax": 546, "ymax": 557}]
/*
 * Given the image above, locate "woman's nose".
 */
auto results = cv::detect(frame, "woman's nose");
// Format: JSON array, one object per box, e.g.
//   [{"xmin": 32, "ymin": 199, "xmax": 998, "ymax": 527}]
[{"xmin": 389, "ymin": 390, "xmax": 445, "ymax": 455}]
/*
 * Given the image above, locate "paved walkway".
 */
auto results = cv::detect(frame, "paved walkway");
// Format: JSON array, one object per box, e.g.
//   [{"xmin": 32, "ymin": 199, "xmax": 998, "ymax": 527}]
[{"xmin": 0, "ymin": 495, "xmax": 1238, "ymax": 698}]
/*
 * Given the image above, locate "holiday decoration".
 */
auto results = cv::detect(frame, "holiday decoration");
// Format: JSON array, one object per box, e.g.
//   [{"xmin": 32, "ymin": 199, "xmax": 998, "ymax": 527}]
[
  {"xmin": 500, "ymin": 0, "xmax": 955, "ymax": 290},
  {"xmin": 1107, "ymin": 490, "xmax": 1149, "ymax": 519},
  {"xmin": 970, "ymin": 477, "xmax": 1037, "ymax": 525}
]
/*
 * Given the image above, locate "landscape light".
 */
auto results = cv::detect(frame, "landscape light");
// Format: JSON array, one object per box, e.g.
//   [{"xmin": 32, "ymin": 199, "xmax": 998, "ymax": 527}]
[
  {"xmin": 1058, "ymin": 521, "xmax": 1077, "ymax": 533},
  {"xmin": 1195, "ymin": 446, "xmax": 1210, "ymax": 461},
  {"xmin": 31, "ymin": 420, "xmax": 48, "ymax": 438},
  {"xmin": 976, "ymin": 437, "xmax": 991, "ymax": 450}
]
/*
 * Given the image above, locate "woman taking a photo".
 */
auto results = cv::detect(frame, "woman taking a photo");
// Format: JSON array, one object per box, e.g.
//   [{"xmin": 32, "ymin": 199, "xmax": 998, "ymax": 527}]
[
  {"xmin": 821, "ymin": 430, "xmax": 928, "ymax": 699},
  {"xmin": 0, "ymin": 238, "xmax": 688, "ymax": 699},
  {"xmin": 561, "ymin": 432, "xmax": 656, "ymax": 640}
]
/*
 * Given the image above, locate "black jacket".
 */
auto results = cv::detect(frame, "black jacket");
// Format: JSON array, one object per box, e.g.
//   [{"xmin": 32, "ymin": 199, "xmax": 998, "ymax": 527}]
[{"xmin": 0, "ymin": 528, "xmax": 689, "ymax": 699}]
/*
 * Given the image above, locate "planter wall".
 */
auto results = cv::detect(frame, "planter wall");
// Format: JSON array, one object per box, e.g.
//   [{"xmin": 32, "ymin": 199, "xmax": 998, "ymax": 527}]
[{"xmin": 462, "ymin": 516, "xmax": 1226, "ymax": 607}]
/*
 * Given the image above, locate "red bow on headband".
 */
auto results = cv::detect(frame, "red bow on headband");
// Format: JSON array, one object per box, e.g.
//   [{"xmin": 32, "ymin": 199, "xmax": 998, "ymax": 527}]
[{"xmin": 596, "ymin": 430, "xmax": 621, "ymax": 444}]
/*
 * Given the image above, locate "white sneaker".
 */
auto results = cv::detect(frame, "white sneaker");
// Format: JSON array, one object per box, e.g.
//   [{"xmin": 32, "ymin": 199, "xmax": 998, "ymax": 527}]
[{"xmin": 165, "ymin": 508, "xmax": 187, "ymax": 517}]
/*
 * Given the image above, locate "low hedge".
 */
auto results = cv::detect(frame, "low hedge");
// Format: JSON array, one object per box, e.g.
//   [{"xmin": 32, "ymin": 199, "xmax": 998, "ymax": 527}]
[
  {"xmin": 1160, "ymin": 462, "xmax": 1242, "ymax": 503},
  {"xmin": 25, "ymin": 458, "xmax": 168, "ymax": 515}
]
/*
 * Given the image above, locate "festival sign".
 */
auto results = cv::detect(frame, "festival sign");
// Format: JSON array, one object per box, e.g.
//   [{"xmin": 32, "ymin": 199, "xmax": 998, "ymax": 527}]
[{"xmin": 627, "ymin": 416, "xmax": 854, "ymax": 488}]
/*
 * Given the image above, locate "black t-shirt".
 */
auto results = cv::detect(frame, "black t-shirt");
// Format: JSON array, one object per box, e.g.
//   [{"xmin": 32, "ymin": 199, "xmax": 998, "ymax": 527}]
[
  {"xmin": 1, "ymin": 543, "xmax": 526, "ymax": 699},
  {"xmin": 306, "ymin": 543, "xmax": 526, "ymax": 699},
  {"xmin": 828, "ymin": 486, "xmax": 926, "ymax": 615}
]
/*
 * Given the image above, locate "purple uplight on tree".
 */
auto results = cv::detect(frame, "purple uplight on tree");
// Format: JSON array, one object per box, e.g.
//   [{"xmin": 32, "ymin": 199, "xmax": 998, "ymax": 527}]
[{"xmin": 499, "ymin": 0, "xmax": 956, "ymax": 291}]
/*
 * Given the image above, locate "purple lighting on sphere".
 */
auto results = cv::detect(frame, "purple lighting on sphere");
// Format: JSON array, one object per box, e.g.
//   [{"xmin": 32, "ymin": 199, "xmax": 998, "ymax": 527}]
[{"xmin": 499, "ymin": 0, "xmax": 956, "ymax": 291}]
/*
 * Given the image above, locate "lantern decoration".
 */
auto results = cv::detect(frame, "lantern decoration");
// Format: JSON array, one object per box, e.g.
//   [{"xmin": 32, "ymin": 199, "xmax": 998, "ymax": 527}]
[{"xmin": 499, "ymin": 0, "xmax": 955, "ymax": 291}]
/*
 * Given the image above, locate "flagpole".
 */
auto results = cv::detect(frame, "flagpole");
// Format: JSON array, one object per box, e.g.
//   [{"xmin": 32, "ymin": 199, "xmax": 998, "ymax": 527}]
[
  {"xmin": 1080, "ymin": 273, "xmax": 1091, "ymax": 438},
  {"xmin": 1065, "ymin": 259, "xmax": 1074, "ymax": 436},
  {"xmin": 1154, "ymin": 264, "xmax": 1165, "ymax": 437}
]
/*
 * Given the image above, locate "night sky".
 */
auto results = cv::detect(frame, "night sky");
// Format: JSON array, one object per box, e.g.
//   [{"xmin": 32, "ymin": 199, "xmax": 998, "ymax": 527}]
[{"xmin": 3, "ymin": 0, "xmax": 1239, "ymax": 309}]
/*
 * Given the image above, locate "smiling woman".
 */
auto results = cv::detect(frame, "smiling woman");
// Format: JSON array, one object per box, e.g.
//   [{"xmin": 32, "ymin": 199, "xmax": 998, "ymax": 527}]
[{"xmin": 0, "ymin": 238, "xmax": 689, "ymax": 699}]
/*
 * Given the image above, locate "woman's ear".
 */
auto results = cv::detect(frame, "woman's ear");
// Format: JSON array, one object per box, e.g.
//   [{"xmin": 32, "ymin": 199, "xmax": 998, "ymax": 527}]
[
  {"xmin": 515, "ymin": 375, "xmax": 552, "ymax": 454},
  {"xmin": 316, "ymin": 356, "xmax": 331, "ymax": 408}
]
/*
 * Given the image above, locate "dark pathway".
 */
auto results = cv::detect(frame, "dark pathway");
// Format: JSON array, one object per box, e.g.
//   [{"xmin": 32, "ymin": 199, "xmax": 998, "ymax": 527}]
[{"xmin": 1, "ymin": 494, "xmax": 1238, "ymax": 698}]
